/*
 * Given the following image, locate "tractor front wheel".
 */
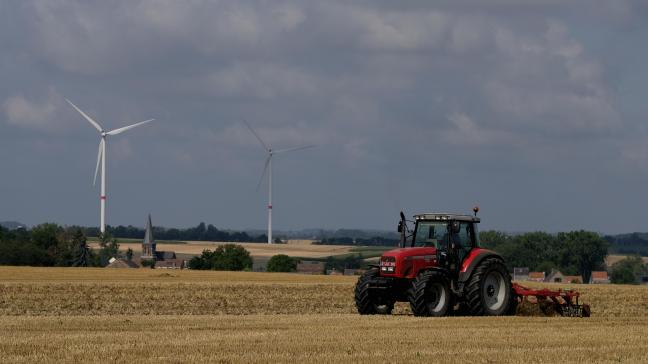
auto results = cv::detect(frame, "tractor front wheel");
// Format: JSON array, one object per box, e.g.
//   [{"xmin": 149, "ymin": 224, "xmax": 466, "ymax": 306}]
[
  {"xmin": 409, "ymin": 270, "xmax": 451, "ymax": 317},
  {"xmin": 354, "ymin": 268, "xmax": 394, "ymax": 315},
  {"xmin": 465, "ymin": 257, "xmax": 512, "ymax": 316}
]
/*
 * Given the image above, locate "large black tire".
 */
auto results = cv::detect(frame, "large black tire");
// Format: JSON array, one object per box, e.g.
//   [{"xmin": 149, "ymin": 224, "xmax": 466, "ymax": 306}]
[
  {"xmin": 465, "ymin": 257, "xmax": 512, "ymax": 316},
  {"xmin": 506, "ymin": 288, "xmax": 519, "ymax": 315},
  {"xmin": 354, "ymin": 268, "xmax": 394, "ymax": 315},
  {"xmin": 408, "ymin": 270, "xmax": 452, "ymax": 317}
]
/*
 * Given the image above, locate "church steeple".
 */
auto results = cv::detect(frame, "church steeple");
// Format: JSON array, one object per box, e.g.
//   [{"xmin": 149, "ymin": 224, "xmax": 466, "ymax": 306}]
[{"xmin": 141, "ymin": 214, "xmax": 156, "ymax": 259}]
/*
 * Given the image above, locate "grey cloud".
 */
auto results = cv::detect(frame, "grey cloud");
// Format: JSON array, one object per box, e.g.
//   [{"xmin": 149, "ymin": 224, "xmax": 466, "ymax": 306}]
[{"xmin": 1, "ymin": 0, "xmax": 647, "ymax": 233}]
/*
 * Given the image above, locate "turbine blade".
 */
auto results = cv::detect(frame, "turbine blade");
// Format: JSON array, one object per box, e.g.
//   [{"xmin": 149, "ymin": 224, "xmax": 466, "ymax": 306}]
[
  {"xmin": 106, "ymin": 119, "xmax": 154, "ymax": 136},
  {"xmin": 256, "ymin": 155, "xmax": 271, "ymax": 191},
  {"xmin": 93, "ymin": 139, "xmax": 104, "ymax": 186},
  {"xmin": 66, "ymin": 99, "xmax": 103, "ymax": 132},
  {"xmin": 273, "ymin": 145, "xmax": 316, "ymax": 154},
  {"xmin": 243, "ymin": 120, "xmax": 269, "ymax": 151}
]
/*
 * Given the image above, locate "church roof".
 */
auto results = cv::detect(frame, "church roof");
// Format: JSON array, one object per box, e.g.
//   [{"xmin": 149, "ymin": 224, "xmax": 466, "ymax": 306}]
[{"xmin": 144, "ymin": 214, "xmax": 155, "ymax": 245}]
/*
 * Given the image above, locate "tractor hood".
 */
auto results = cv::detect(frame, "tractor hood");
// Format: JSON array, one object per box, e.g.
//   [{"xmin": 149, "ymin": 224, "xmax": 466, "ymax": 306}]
[
  {"xmin": 381, "ymin": 247, "xmax": 437, "ymax": 260},
  {"xmin": 379, "ymin": 246, "xmax": 439, "ymax": 277}
]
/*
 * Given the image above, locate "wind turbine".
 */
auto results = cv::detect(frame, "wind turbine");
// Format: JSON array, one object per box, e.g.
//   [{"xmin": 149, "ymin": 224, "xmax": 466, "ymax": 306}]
[
  {"xmin": 244, "ymin": 121, "xmax": 314, "ymax": 244},
  {"xmin": 66, "ymin": 99, "xmax": 154, "ymax": 235}
]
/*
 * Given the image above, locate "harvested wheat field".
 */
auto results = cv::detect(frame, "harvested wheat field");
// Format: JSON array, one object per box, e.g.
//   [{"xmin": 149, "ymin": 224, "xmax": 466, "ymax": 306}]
[{"xmin": 0, "ymin": 267, "xmax": 647, "ymax": 363}]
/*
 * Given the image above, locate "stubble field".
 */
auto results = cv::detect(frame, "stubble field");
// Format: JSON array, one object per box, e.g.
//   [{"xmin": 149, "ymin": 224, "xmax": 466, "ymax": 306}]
[{"xmin": 0, "ymin": 266, "xmax": 647, "ymax": 363}]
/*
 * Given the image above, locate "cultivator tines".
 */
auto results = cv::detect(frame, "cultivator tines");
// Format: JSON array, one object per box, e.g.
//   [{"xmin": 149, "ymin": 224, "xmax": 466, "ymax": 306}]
[{"xmin": 512, "ymin": 283, "xmax": 591, "ymax": 318}]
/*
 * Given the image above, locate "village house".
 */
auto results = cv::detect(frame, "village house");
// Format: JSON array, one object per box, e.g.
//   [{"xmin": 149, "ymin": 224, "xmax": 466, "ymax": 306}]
[
  {"xmin": 546, "ymin": 269, "xmax": 565, "ymax": 283},
  {"xmin": 528, "ymin": 271, "xmax": 545, "ymax": 282},
  {"xmin": 589, "ymin": 271, "xmax": 610, "ymax": 284},
  {"xmin": 564, "ymin": 275, "xmax": 583, "ymax": 284},
  {"xmin": 296, "ymin": 260, "xmax": 325, "ymax": 275},
  {"xmin": 106, "ymin": 257, "xmax": 139, "ymax": 269},
  {"xmin": 513, "ymin": 267, "xmax": 529, "ymax": 281}
]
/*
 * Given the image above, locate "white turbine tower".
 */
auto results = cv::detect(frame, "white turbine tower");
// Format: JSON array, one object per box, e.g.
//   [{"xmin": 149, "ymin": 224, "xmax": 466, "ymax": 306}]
[
  {"xmin": 67, "ymin": 99, "xmax": 154, "ymax": 235},
  {"xmin": 244, "ymin": 121, "xmax": 314, "ymax": 244}
]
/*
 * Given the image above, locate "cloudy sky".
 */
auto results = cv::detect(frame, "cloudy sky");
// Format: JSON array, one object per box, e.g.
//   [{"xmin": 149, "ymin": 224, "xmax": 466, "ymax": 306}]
[{"xmin": 1, "ymin": 1, "xmax": 647, "ymax": 234}]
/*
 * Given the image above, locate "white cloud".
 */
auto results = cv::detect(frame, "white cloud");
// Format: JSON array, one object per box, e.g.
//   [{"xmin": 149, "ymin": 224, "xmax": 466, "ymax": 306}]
[{"xmin": 3, "ymin": 90, "xmax": 62, "ymax": 131}]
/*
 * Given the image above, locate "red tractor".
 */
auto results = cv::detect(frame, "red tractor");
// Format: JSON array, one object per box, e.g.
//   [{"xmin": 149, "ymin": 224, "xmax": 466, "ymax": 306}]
[{"xmin": 355, "ymin": 209, "xmax": 590, "ymax": 317}]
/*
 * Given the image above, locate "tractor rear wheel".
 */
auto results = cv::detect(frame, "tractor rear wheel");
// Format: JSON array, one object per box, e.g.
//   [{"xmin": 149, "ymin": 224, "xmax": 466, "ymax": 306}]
[
  {"xmin": 354, "ymin": 268, "xmax": 394, "ymax": 315},
  {"xmin": 465, "ymin": 257, "xmax": 512, "ymax": 316},
  {"xmin": 409, "ymin": 270, "xmax": 451, "ymax": 317}
]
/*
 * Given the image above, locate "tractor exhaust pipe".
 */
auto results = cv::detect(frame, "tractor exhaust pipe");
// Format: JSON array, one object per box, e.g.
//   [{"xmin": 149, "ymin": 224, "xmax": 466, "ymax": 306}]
[{"xmin": 398, "ymin": 211, "xmax": 407, "ymax": 248}]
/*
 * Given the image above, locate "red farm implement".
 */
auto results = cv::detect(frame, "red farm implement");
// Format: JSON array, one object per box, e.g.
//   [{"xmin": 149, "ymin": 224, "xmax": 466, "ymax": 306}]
[{"xmin": 512, "ymin": 283, "xmax": 591, "ymax": 317}]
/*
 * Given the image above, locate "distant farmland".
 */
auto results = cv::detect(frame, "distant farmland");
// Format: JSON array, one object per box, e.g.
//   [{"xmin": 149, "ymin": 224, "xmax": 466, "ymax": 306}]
[
  {"xmin": 0, "ymin": 267, "xmax": 647, "ymax": 363},
  {"xmin": 87, "ymin": 240, "xmax": 391, "ymax": 260}
]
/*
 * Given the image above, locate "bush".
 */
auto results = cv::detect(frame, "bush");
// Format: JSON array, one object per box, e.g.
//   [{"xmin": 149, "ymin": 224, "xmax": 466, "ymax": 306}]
[
  {"xmin": 266, "ymin": 254, "xmax": 296, "ymax": 272},
  {"xmin": 610, "ymin": 256, "xmax": 647, "ymax": 284},
  {"xmin": 141, "ymin": 259, "xmax": 156, "ymax": 268}
]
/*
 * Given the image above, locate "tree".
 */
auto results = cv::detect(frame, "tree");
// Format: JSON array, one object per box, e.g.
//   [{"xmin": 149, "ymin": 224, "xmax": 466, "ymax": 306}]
[
  {"xmin": 558, "ymin": 231, "xmax": 608, "ymax": 283},
  {"xmin": 189, "ymin": 245, "xmax": 252, "ymax": 271},
  {"xmin": 71, "ymin": 229, "xmax": 93, "ymax": 267},
  {"xmin": 266, "ymin": 254, "xmax": 296, "ymax": 272},
  {"xmin": 610, "ymin": 256, "xmax": 647, "ymax": 284},
  {"xmin": 126, "ymin": 248, "xmax": 134, "ymax": 262},
  {"xmin": 188, "ymin": 249, "xmax": 216, "ymax": 270},
  {"xmin": 212, "ymin": 244, "xmax": 252, "ymax": 271},
  {"xmin": 97, "ymin": 233, "xmax": 120, "ymax": 267},
  {"xmin": 479, "ymin": 230, "xmax": 510, "ymax": 250},
  {"xmin": 31, "ymin": 223, "xmax": 62, "ymax": 250}
]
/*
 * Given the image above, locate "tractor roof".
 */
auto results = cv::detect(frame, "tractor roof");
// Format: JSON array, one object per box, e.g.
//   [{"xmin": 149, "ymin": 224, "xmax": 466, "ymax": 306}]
[{"xmin": 414, "ymin": 213, "xmax": 480, "ymax": 223}]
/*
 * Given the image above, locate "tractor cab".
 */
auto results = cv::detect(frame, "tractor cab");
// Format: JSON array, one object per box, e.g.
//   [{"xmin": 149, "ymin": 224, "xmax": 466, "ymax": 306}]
[{"xmin": 382, "ymin": 210, "xmax": 481, "ymax": 279}]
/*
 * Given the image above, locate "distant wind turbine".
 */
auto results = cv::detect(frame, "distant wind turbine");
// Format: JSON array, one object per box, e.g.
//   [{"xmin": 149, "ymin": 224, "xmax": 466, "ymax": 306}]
[
  {"xmin": 243, "ymin": 121, "xmax": 314, "ymax": 244},
  {"xmin": 66, "ymin": 99, "xmax": 154, "ymax": 234}
]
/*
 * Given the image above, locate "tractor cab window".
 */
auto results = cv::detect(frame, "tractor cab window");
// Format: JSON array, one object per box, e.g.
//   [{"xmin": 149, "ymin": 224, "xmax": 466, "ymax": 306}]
[
  {"xmin": 413, "ymin": 221, "xmax": 449, "ymax": 248},
  {"xmin": 453, "ymin": 222, "xmax": 472, "ymax": 248},
  {"xmin": 452, "ymin": 222, "xmax": 476, "ymax": 263}
]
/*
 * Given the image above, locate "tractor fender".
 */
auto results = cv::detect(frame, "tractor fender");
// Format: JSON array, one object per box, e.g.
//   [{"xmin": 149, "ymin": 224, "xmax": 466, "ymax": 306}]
[{"xmin": 458, "ymin": 249, "xmax": 504, "ymax": 283}]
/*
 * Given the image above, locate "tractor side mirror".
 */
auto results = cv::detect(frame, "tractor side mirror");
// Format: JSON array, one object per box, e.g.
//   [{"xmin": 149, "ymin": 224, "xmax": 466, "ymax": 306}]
[
  {"xmin": 451, "ymin": 221, "xmax": 461, "ymax": 234},
  {"xmin": 397, "ymin": 221, "xmax": 403, "ymax": 233}
]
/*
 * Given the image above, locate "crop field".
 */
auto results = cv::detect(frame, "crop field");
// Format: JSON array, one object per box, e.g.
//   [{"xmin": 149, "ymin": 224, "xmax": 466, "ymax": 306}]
[
  {"xmin": 606, "ymin": 254, "xmax": 648, "ymax": 266},
  {"xmin": 88, "ymin": 241, "xmax": 358, "ymax": 259},
  {"xmin": 1, "ymin": 267, "xmax": 647, "ymax": 363}
]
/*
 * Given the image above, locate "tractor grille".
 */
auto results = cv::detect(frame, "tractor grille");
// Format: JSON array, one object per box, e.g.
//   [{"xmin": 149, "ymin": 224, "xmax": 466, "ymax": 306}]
[{"xmin": 380, "ymin": 256, "xmax": 396, "ymax": 273}]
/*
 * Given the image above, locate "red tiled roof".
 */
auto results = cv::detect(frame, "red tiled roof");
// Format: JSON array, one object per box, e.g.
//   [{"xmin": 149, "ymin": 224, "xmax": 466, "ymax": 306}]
[
  {"xmin": 591, "ymin": 271, "xmax": 608, "ymax": 279},
  {"xmin": 528, "ymin": 272, "xmax": 545, "ymax": 279},
  {"xmin": 564, "ymin": 275, "xmax": 582, "ymax": 283}
]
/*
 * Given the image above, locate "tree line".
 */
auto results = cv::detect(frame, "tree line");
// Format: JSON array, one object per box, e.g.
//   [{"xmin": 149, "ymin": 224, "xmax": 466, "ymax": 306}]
[
  {"xmin": 74, "ymin": 222, "xmax": 267, "ymax": 242},
  {"xmin": 480, "ymin": 230, "xmax": 609, "ymax": 283},
  {"xmin": 0, "ymin": 223, "xmax": 127, "ymax": 267},
  {"xmin": 315, "ymin": 236, "xmax": 399, "ymax": 246},
  {"xmin": 603, "ymin": 233, "xmax": 648, "ymax": 256}
]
